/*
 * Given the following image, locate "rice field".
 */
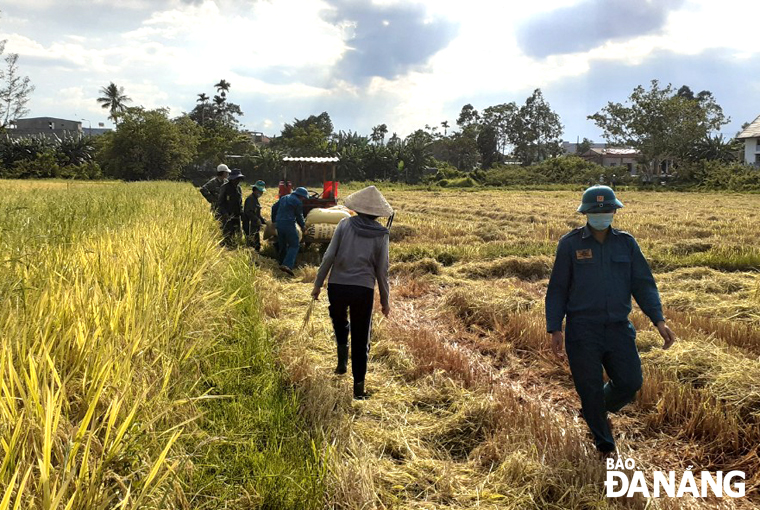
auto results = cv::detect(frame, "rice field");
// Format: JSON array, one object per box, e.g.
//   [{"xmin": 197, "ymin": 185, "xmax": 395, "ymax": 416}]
[
  {"xmin": 0, "ymin": 180, "xmax": 324, "ymax": 509},
  {"xmin": 2, "ymin": 180, "xmax": 759, "ymax": 509},
  {"xmin": 257, "ymin": 186, "xmax": 760, "ymax": 509}
]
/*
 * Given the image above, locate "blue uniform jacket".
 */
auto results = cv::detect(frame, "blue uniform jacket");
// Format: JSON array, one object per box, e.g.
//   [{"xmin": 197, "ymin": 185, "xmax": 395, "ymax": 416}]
[
  {"xmin": 271, "ymin": 194, "xmax": 305, "ymax": 229},
  {"xmin": 545, "ymin": 225, "xmax": 664, "ymax": 332}
]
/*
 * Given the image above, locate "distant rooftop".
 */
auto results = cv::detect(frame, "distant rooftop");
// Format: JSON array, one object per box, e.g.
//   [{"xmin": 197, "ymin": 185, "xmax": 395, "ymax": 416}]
[
  {"xmin": 585, "ymin": 147, "xmax": 640, "ymax": 156},
  {"xmin": 737, "ymin": 114, "xmax": 760, "ymax": 139},
  {"xmin": 562, "ymin": 141, "xmax": 606, "ymax": 154},
  {"xmin": 283, "ymin": 156, "xmax": 339, "ymax": 163}
]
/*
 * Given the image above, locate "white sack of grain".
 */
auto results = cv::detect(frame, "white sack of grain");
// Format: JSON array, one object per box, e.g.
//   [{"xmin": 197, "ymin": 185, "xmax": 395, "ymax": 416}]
[
  {"xmin": 305, "ymin": 207, "xmax": 352, "ymax": 226},
  {"xmin": 304, "ymin": 223, "xmax": 338, "ymax": 240},
  {"xmin": 263, "ymin": 220, "xmax": 277, "ymax": 240}
]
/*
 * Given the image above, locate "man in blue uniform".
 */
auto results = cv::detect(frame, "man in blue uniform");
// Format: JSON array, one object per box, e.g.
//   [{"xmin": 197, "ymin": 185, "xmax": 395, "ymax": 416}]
[
  {"xmin": 545, "ymin": 185, "xmax": 676, "ymax": 455},
  {"xmin": 271, "ymin": 187, "xmax": 309, "ymax": 276}
]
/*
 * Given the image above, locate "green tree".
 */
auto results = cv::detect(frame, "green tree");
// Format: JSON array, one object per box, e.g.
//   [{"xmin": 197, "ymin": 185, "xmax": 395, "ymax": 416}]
[
  {"xmin": 482, "ymin": 102, "xmax": 517, "ymax": 155},
  {"xmin": 438, "ymin": 127, "xmax": 480, "ymax": 171},
  {"xmin": 196, "ymin": 93, "xmax": 209, "ymax": 126},
  {"xmin": 688, "ymin": 134, "xmax": 742, "ymax": 163},
  {"xmin": 194, "ymin": 122, "xmax": 247, "ymax": 166},
  {"xmin": 506, "ymin": 89, "xmax": 563, "ymax": 166},
  {"xmin": 275, "ymin": 112, "xmax": 334, "ymax": 156},
  {"xmin": 214, "ymin": 79, "xmax": 231, "ymax": 98},
  {"xmin": 589, "ymin": 80, "xmax": 728, "ymax": 176},
  {"xmin": 440, "ymin": 120, "xmax": 449, "ymax": 136},
  {"xmin": 97, "ymin": 82, "xmax": 132, "ymax": 125},
  {"xmin": 189, "ymin": 82, "xmax": 243, "ymax": 129},
  {"xmin": 456, "ymin": 104, "xmax": 480, "ymax": 128},
  {"xmin": 247, "ymin": 146, "xmax": 284, "ymax": 184},
  {"xmin": 371, "ymin": 123, "xmax": 388, "ymax": 145},
  {"xmin": 477, "ymin": 124, "xmax": 499, "ymax": 169},
  {"xmin": 576, "ymin": 137, "xmax": 593, "ymax": 155},
  {"xmin": 98, "ymin": 107, "xmax": 200, "ymax": 180},
  {"xmin": 0, "ymin": 49, "xmax": 35, "ymax": 128},
  {"xmin": 280, "ymin": 112, "xmax": 333, "ymax": 139},
  {"xmin": 398, "ymin": 130, "xmax": 434, "ymax": 183}
]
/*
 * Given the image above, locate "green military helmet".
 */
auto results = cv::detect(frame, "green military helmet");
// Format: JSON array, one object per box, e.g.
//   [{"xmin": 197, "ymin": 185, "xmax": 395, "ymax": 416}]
[{"xmin": 577, "ymin": 185, "xmax": 624, "ymax": 213}]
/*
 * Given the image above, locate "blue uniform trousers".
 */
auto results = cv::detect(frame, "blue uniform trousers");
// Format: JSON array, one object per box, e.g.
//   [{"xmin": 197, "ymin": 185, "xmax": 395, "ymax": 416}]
[
  {"xmin": 565, "ymin": 320, "xmax": 643, "ymax": 452},
  {"xmin": 276, "ymin": 221, "xmax": 300, "ymax": 269}
]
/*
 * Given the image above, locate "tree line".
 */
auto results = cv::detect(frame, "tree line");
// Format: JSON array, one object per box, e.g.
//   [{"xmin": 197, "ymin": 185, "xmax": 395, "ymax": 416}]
[{"xmin": 0, "ymin": 12, "xmax": 752, "ymax": 188}]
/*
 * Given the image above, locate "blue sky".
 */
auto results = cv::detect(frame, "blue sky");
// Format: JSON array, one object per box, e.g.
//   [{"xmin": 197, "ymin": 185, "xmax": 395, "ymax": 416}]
[{"xmin": 1, "ymin": 0, "xmax": 758, "ymax": 141}]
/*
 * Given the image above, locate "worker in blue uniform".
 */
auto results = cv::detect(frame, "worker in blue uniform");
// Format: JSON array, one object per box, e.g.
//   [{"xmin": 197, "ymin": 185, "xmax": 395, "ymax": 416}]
[
  {"xmin": 545, "ymin": 185, "xmax": 676, "ymax": 455},
  {"xmin": 272, "ymin": 186, "xmax": 309, "ymax": 276}
]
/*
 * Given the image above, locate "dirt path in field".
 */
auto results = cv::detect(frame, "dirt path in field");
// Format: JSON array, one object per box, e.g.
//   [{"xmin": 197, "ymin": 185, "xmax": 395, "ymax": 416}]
[{"xmin": 252, "ymin": 252, "xmax": 755, "ymax": 510}]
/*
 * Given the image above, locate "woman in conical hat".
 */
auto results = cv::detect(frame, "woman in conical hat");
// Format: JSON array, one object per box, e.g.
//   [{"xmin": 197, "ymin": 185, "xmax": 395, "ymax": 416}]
[{"xmin": 312, "ymin": 186, "xmax": 393, "ymax": 400}]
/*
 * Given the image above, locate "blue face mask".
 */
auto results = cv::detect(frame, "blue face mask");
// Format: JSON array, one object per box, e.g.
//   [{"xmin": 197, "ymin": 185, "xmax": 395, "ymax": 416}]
[{"xmin": 587, "ymin": 212, "xmax": 614, "ymax": 230}]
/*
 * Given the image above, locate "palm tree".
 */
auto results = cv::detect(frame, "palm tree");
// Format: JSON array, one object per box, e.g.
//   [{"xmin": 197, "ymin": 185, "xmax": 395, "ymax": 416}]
[
  {"xmin": 689, "ymin": 135, "xmax": 742, "ymax": 163},
  {"xmin": 197, "ymin": 93, "xmax": 209, "ymax": 125},
  {"xmin": 214, "ymin": 79, "xmax": 231, "ymax": 99},
  {"xmin": 97, "ymin": 82, "xmax": 131, "ymax": 125},
  {"xmin": 441, "ymin": 120, "xmax": 449, "ymax": 136},
  {"xmin": 377, "ymin": 123, "xmax": 388, "ymax": 145}
]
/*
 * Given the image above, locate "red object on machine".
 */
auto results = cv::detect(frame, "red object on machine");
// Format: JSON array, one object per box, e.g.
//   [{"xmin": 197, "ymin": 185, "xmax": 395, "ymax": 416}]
[
  {"xmin": 322, "ymin": 181, "xmax": 339, "ymax": 199},
  {"xmin": 278, "ymin": 180, "xmax": 292, "ymax": 198}
]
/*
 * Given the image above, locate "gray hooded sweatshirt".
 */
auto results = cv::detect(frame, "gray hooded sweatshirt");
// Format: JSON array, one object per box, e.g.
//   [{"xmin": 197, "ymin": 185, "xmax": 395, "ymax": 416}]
[{"xmin": 314, "ymin": 215, "xmax": 390, "ymax": 308}]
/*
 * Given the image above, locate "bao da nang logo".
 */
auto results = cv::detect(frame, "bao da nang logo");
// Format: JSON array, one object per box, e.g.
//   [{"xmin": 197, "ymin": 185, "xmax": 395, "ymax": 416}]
[{"xmin": 605, "ymin": 458, "xmax": 746, "ymax": 498}]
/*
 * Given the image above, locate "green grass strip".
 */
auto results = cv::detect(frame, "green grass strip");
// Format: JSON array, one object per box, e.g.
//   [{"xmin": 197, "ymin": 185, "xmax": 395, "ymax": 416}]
[{"xmin": 182, "ymin": 257, "xmax": 327, "ymax": 509}]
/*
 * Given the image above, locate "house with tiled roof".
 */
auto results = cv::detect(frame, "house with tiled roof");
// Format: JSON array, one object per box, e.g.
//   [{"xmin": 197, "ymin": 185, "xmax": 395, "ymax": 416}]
[
  {"xmin": 579, "ymin": 147, "xmax": 642, "ymax": 174},
  {"xmin": 737, "ymin": 115, "xmax": 760, "ymax": 167}
]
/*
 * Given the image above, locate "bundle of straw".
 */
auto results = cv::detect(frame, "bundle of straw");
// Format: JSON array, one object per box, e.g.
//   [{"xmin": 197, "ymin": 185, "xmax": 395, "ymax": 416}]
[{"xmin": 300, "ymin": 297, "xmax": 317, "ymax": 335}]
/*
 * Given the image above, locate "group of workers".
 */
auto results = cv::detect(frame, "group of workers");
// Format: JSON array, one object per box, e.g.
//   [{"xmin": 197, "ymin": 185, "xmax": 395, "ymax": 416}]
[
  {"xmin": 201, "ymin": 164, "xmax": 676, "ymax": 457},
  {"xmin": 199, "ymin": 164, "xmax": 265, "ymax": 249},
  {"xmin": 198, "ymin": 163, "xmax": 312, "ymax": 274}
]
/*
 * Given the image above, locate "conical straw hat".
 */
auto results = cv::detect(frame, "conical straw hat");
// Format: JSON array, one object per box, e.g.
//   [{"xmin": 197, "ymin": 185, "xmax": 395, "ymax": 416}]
[{"xmin": 344, "ymin": 186, "xmax": 394, "ymax": 217}]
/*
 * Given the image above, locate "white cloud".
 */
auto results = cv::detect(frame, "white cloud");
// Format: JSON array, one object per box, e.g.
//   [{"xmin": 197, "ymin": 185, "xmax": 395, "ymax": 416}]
[
  {"xmin": 3, "ymin": 0, "xmax": 758, "ymax": 138},
  {"xmin": 125, "ymin": 0, "xmax": 346, "ymax": 70},
  {"xmin": 33, "ymin": 86, "xmax": 105, "ymax": 122}
]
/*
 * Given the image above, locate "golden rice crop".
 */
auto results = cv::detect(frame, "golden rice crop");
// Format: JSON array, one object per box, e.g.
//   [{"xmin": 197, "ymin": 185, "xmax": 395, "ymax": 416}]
[
  {"xmin": 255, "ymin": 185, "xmax": 760, "ymax": 508},
  {"xmin": 0, "ymin": 181, "xmax": 228, "ymax": 508},
  {"xmin": 0, "ymin": 180, "xmax": 325, "ymax": 509}
]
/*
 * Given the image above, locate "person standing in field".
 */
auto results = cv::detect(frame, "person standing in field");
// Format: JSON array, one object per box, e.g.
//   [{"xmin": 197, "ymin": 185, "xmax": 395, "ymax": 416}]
[
  {"xmin": 242, "ymin": 180, "xmax": 267, "ymax": 251},
  {"xmin": 216, "ymin": 169, "xmax": 245, "ymax": 247},
  {"xmin": 272, "ymin": 186, "xmax": 309, "ymax": 276},
  {"xmin": 311, "ymin": 186, "xmax": 392, "ymax": 400},
  {"xmin": 199, "ymin": 164, "xmax": 230, "ymax": 217},
  {"xmin": 545, "ymin": 185, "xmax": 676, "ymax": 456}
]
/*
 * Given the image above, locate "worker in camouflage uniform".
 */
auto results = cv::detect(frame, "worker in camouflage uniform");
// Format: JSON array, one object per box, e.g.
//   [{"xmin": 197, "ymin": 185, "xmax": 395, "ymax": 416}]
[
  {"xmin": 216, "ymin": 169, "xmax": 245, "ymax": 247},
  {"xmin": 545, "ymin": 185, "xmax": 676, "ymax": 456},
  {"xmin": 199, "ymin": 164, "xmax": 230, "ymax": 218},
  {"xmin": 242, "ymin": 180, "xmax": 267, "ymax": 251}
]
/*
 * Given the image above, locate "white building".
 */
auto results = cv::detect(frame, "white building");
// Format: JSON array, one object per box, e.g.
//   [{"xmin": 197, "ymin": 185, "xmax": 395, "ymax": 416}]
[{"xmin": 737, "ymin": 114, "xmax": 760, "ymax": 167}]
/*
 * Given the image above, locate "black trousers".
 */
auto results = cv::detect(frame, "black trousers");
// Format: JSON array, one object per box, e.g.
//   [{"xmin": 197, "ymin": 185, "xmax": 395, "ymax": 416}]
[
  {"xmin": 565, "ymin": 320, "xmax": 642, "ymax": 452},
  {"xmin": 327, "ymin": 284, "xmax": 374, "ymax": 382},
  {"xmin": 241, "ymin": 217, "xmax": 261, "ymax": 251},
  {"xmin": 221, "ymin": 216, "xmax": 241, "ymax": 246}
]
